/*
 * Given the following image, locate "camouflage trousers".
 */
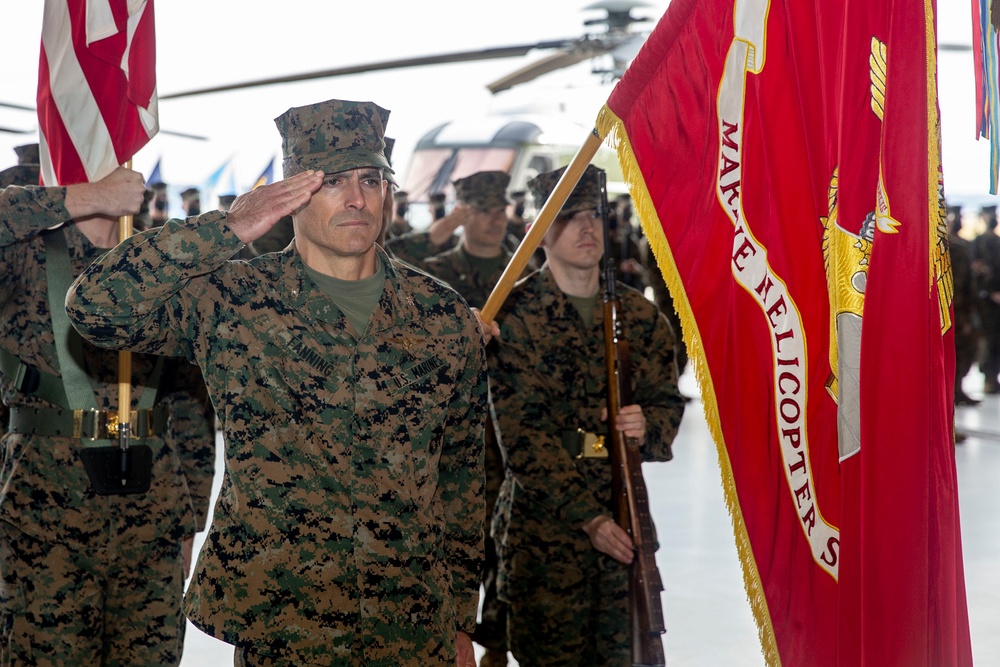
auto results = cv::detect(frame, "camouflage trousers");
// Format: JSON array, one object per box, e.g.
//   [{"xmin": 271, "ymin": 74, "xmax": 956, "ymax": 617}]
[
  {"xmin": 0, "ymin": 520, "xmax": 185, "ymax": 667},
  {"xmin": 474, "ymin": 426, "xmax": 508, "ymax": 653},
  {"xmin": 234, "ymin": 647, "xmax": 294, "ymax": 667},
  {"xmin": 501, "ymin": 547, "xmax": 629, "ymax": 667}
]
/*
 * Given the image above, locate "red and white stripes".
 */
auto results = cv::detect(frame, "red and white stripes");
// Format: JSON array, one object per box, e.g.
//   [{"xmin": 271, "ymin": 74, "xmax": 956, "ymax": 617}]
[{"xmin": 37, "ymin": 0, "xmax": 158, "ymax": 185}]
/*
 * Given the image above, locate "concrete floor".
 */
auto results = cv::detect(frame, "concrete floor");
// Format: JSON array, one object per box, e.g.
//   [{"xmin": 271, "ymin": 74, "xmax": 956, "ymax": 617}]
[{"xmin": 179, "ymin": 367, "xmax": 1000, "ymax": 666}]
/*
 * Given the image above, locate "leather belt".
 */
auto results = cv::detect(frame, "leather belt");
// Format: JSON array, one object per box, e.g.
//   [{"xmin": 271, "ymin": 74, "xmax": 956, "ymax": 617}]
[
  {"xmin": 560, "ymin": 428, "xmax": 609, "ymax": 459},
  {"xmin": 7, "ymin": 405, "xmax": 167, "ymax": 440}
]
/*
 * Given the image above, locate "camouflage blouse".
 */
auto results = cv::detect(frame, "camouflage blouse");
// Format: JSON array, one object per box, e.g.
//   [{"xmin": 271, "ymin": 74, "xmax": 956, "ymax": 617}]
[
  {"xmin": 488, "ymin": 268, "xmax": 683, "ymax": 566},
  {"xmin": 66, "ymin": 212, "xmax": 488, "ymax": 666}
]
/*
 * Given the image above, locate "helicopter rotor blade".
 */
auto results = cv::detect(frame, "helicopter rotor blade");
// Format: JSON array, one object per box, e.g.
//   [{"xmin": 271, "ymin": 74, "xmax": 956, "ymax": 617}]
[
  {"xmin": 6, "ymin": 3, "xmax": 654, "ymax": 110},
  {"xmin": 160, "ymin": 41, "xmax": 575, "ymax": 100},
  {"xmin": 0, "ymin": 101, "xmax": 36, "ymax": 112},
  {"xmin": 156, "ymin": 129, "xmax": 208, "ymax": 141},
  {"xmin": 485, "ymin": 34, "xmax": 634, "ymax": 95},
  {"xmin": 0, "ymin": 101, "xmax": 208, "ymax": 141},
  {"xmin": 486, "ymin": 50, "xmax": 598, "ymax": 94}
]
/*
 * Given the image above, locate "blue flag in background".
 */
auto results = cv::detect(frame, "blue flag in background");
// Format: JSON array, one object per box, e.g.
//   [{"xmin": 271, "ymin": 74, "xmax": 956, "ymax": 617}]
[
  {"xmin": 252, "ymin": 157, "xmax": 274, "ymax": 190},
  {"xmin": 147, "ymin": 157, "xmax": 162, "ymax": 186},
  {"xmin": 201, "ymin": 158, "xmax": 231, "ymax": 191}
]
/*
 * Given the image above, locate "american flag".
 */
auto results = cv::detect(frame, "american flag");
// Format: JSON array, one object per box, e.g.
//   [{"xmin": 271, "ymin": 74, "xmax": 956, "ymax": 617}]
[{"xmin": 37, "ymin": 0, "xmax": 158, "ymax": 185}]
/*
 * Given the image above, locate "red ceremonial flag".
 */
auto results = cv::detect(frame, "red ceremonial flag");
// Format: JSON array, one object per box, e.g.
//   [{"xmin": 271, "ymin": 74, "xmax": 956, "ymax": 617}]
[
  {"xmin": 37, "ymin": 0, "xmax": 158, "ymax": 186},
  {"xmin": 596, "ymin": 0, "xmax": 973, "ymax": 665}
]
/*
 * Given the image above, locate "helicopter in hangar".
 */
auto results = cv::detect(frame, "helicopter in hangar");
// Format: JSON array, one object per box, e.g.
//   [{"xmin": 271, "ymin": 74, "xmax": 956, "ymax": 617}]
[
  {"xmin": 1, "ymin": 0, "xmax": 651, "ymax": 220},
  {"xmin": 148, "ymin": 0, "xmax": 658, "ymax": 224},
  {"xmin": 1, "ymin": 0, "xmax": 975, "ymax": 218}
]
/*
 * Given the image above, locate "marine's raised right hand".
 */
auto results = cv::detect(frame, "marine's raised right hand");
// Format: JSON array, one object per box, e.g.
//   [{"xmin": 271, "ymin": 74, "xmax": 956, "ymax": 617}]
[{"xmin": 226, "ymin": 170, "xmax": 324, "ymax": 244}]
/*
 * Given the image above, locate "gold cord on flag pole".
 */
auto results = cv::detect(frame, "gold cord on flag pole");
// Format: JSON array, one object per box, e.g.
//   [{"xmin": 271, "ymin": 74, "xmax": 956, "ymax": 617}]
[
  {"xmin": 117, "ymin": 160, "xmax": 133, "ymax": 435},
  {"xmin": 480, "ymin": 129, "xmax": 602, "ymax": 323}
]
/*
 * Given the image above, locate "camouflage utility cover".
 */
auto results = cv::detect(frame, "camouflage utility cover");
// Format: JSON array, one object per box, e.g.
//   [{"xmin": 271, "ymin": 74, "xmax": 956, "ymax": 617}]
[
  {"xmin": 454, "ymin": 171, "xmax": 510, "ymax": 211},
  {"xmin": 66, "ymin": 212, "xmax": 488, "ymax": 666},
  {"xmin": 527, "ymin": 163, "xmax": 603, "ymax": 217},
  {"xmin": 276, "ymin": 98, "xmax": 394, "ymax": 178}
]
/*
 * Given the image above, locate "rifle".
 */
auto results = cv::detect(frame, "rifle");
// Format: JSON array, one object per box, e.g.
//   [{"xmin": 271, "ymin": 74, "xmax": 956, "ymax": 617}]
[{"xmin": 598, "ymin": 172, "xmax": 667, "ymax": 667}]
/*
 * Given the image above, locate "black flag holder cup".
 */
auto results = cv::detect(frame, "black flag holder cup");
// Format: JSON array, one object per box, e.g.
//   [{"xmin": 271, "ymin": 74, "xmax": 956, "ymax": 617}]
[
  {"xmin": 81, "ymin": 158, "xmax": 152, "ymax": 495},
  {"xmin": 79, "ymin": 423, "xmax": 153, "ymax": 495}
]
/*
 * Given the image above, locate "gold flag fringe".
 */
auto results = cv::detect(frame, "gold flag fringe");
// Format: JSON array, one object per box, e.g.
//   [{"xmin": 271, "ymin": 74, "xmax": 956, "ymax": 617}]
[
  {"xmin": 927, "ymin": 0, "xmax": 949, "ymax": 335},
  {"xmin": 596, "ymin": 104, "xmax": 781, "ymax": 667}
]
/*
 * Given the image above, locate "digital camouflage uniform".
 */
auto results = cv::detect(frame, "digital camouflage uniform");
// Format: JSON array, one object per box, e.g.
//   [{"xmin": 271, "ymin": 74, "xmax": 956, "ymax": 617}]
[
  {"xmin": 0, "ymin": 143, "xmax": 42, "ymax": 432},
  {"xmin": 385, "ymin": 229, "xmax": 459, "ymax": 265},
  {"xmin": 489, "ymin": 270, "xmax": 682, "ymax": 666},
  {"xmin": 422, "ymin": 245, "xmax": 514, "ymax": 310},
  {"xmin": 423, "ymin": 243, "xmax": 513, "ymax": 658},
  {"xmin": 0, "ymin": 185, "xmax": 216, "ymax": 666},
  {"xmin": 66, "ymin": 99, "xmax": 488, "ymax": 667},
  {"xmin": 420, "ymin": 171, "xmax": 525, "ymax": 660},
  {"xmin": 422, "ymin": 171, "xmax": 522, "ymax": 308},
  {"xmin": 488, "ymin": 166, "xmax": 684, "ymax": 666}
]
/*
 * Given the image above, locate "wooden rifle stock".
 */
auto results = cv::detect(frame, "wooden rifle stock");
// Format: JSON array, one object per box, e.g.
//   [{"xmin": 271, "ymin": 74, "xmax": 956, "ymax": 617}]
[{"xmin": 599, "ymin": 173, "xmax": 667, "ymax": 667}]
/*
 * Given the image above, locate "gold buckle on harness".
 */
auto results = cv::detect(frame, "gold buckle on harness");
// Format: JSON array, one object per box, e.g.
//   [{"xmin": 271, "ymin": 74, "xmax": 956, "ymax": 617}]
[
  {"xmin": 71, "ymin": 409, "xmax": 122, "ymax": 440},
  {"xmin": 576, "ymin": 429, "xmax": 608, "ymax": 458},
  {"xmin": 131, "ymin": 409, "xmax": 155, "ymax": 438}
]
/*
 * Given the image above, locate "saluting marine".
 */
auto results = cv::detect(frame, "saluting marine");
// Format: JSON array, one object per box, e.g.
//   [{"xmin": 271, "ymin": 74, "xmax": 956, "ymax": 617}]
[
  {"xmin": 66, "ymin": 98, "xmax": 488, "ymax": 667},
  {"xmin": 422, "ymin": 171, "xmax": 533, "ymax": 307}
]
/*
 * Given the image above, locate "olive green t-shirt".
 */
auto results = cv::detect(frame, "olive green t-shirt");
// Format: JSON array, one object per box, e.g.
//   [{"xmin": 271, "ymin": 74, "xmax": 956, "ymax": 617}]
[
  {"xmin": 568, "ymin": 293, "xmax": 597, "ymax": 327},
  {"xmin": 466, "ymin": 248, "xmax": 509, "ymax": 278},
  {"xmin": 305, "ymin": 256, "xmax": 386, "ymax": 336}
]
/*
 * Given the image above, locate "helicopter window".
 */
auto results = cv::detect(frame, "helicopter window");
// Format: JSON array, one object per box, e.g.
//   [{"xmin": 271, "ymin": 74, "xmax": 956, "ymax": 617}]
[
  {"xmin": 403, "ymin": 149, "xmax": 452, "ymax": 201},
  {"xmin": 402, "ymin": 147, "xmax": 517, "ymax": 203},
  {"xmin": 451, "ymin": 149, "xmax": 515, "ymax": 183}
]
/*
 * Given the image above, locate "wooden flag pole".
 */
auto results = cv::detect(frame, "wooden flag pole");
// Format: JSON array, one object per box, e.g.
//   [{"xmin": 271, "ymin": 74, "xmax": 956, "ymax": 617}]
[
  {"xmin": 117, "ymin": 160, "xmax": 133, "ymax": 435},
  {"xmin": 480, "ymin": 129, "xmax": 602, "ymax": 323}
]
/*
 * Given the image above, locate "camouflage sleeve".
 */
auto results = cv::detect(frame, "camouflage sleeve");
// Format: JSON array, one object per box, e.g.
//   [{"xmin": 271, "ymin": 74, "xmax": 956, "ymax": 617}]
[
  {"xmin": 248, "ymin": 215, "xmax": 294, "ymax": 256},
  {"xmin": 162, "ymin": 359, "xmax": 217, "ymax": 532},
  {"xmin": 384, "ymin": 231, "xmax": 438, "ymax": 267},
  {"xmin": 0, "ymin": 185, "xmax": 70, "ymax": 247},
  {"xmin": 627, "ymin": 293, "xmax": 685, "ymax": 462},
  {"xmin": 490, "ymin": 313, "xmax": 609, "ymax": 530},
  {"xmin": 437, "ymin": 305, "xmax": 489, "ymax": 633},
  {"xmin": 66, "ymin": 211, "xmax": 244, "ymax": 358}
]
